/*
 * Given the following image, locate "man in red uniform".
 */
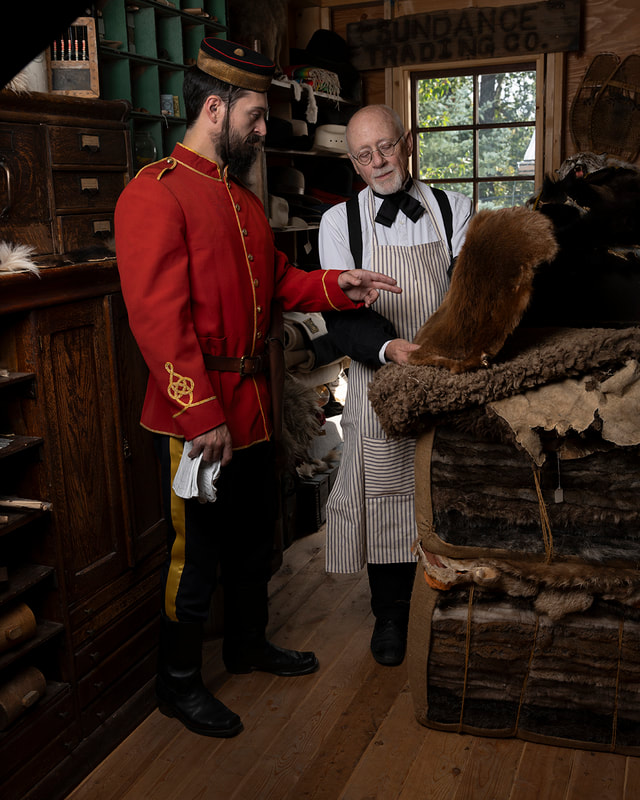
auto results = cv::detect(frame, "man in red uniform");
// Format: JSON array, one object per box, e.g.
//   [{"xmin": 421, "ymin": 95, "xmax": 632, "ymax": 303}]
[{"xmin": 115, "ymin": 38, "xmax": 399, "ymax": 739}]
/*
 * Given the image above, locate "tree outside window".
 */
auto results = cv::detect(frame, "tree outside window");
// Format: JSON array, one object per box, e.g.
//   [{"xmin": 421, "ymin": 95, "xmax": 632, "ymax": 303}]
[{"xmin": 412, "ymin": 65, "xmax": 537, "ymax": 210}]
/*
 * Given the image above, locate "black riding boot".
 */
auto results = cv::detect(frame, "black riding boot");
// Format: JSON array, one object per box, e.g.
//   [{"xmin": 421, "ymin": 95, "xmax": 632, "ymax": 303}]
[
  {"xmin": 222, "ymin": 582, "xmax": 319, "ymax": 677},
  {"xmin": 156, "ymin": 617, "xmax": 243, "ymax": 737}
]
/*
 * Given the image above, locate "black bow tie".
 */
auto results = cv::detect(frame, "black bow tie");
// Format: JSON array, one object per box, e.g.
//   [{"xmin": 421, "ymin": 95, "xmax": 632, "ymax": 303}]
[{"xmin": 374, "ymin": 180, "xmax": 425, "ymax": 227}]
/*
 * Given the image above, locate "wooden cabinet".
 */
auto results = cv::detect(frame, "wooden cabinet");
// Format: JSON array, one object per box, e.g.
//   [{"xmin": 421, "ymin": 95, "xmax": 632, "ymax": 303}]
[
  {"xmin": 0, "ymin": 119, "xmax": 53, "ymax": 254},
  {"xmin": 0, "ymin": 95, "xmax": 167, "ymax": 800},
  {"xmin": 0, "ymin": 91, "xmax": 132, "ymax": 257}
]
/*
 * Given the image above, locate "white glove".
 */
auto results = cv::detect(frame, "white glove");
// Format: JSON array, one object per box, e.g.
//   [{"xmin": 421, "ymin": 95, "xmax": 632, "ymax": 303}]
[{"xmin": 172, "ymin": 439, "xmax": 221, "ymax": 503}]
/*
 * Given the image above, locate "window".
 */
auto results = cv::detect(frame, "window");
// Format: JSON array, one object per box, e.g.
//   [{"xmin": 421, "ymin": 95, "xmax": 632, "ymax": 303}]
[{"xmin": 411, "ymin": 64, "xmax": 538, "ymax": 210}]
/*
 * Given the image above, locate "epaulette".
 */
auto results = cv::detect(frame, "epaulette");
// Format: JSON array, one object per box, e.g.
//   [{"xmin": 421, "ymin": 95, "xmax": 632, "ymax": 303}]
[{"xmin": 133, "ymin": 157, "xmax": 179, "ymax": 181}]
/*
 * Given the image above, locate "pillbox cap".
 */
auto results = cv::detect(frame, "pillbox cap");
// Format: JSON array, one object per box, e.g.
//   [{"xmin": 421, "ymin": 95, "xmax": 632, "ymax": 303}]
[{"xmin": 197, "ymin": 38, "xmax": 275, "ymax": 92}]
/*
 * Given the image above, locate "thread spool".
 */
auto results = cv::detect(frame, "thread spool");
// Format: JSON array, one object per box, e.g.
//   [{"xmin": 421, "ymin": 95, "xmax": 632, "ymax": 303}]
[
  {"xmin": 0, "ymin": 603, "xmax": 37, "ymax": 653},
  {"xmin": 0, "ymin": 667, "xmax": 46, "ymax": 730}
]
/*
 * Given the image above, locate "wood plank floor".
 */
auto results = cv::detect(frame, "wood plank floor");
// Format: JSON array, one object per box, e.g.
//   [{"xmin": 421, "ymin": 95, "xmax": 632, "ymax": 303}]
[{"xmin": 65, "ymin": 527, "xmax": 640, "ymax": 800}]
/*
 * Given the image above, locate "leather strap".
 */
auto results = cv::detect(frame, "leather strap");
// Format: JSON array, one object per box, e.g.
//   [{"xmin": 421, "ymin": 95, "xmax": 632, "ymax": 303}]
[{"xmin": 202, "ymin": 353, "xmax": 268, "ymax": 376}]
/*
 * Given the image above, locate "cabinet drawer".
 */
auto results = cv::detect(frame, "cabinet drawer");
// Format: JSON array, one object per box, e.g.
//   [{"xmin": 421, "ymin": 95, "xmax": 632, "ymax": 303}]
[
  {"xmin": 0, "ymin": 684, "xmax": 76, "ymax": 784},
  {"xmin": 52, "ymin": 170, "xmax": 127, "ymax": 213},
  {"xmin": 77, "ymin": 617, "xmax": 157, "ymax": 708},
  {"xmin": 48, "ymin": 126, "xmax": 128, "ymax": 167},
  {"xmin": 81, "ymin": 647, "xmax": 156, "ymax": 738},
  {"xmin": 74, "ymin": 589, "xmax": 158, "ymax": 678},
  {"xmin": 56, "ymin": 213, "xmax": 114, "ymax": 252}
]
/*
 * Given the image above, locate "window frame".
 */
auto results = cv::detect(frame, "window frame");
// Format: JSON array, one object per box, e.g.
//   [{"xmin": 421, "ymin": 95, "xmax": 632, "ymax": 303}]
[{"xmin": 390, "ymin": 53, "xmax": 564, "ymax": 209}]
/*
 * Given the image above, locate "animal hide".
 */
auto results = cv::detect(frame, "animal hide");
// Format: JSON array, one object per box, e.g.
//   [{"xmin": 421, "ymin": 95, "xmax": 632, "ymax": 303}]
[
  {"xmin": 523, "ymin": 153, "xmax": 640, "ymax": 327},
  {"xmin": 369, "ymin": 325, "xmax": 640, "ymax": 439},
  {"xmin": 409, "ymin": 207, "xmax": 558, "ymax": 373},
  {"xmin": 410, "ymin": 578, "xmax": 640, "ymax": 753},
  {"xmin": 281, "ymin": 373, "xmax": 322, "ymax": 468},
  {"xmin": 422, "ymin": 422, "xmax": 640, "ymax": 562},
  {"xmin": 415, "ymin": 543, "xmax": 640, "ymax": 621},
  {"xmin": 227, "ymin": 0, "xmax": 287, "ymax": 71}
]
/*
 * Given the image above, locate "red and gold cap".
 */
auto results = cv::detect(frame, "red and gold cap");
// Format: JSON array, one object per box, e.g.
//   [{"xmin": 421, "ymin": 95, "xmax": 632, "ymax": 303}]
[{"xmin": 197, "ymin": 38, "xmax": 275, "ymax": 93}]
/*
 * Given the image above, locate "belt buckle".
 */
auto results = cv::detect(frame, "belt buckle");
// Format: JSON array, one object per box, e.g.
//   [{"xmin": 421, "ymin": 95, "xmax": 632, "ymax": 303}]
[{"xmin": 239, "ymin": 355, "xmax": 247, "ymax": 376}]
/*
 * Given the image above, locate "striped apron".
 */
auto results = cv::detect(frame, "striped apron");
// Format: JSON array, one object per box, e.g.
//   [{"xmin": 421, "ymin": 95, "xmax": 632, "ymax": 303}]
[{"xmin": 326, "ymin": 185, "xmax": 451, "ymax": 572}]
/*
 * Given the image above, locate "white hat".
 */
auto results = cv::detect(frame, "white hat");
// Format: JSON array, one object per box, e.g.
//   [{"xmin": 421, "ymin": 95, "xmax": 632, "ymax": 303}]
[{"xmin": 314, "ymin": 124, "xmax": 348, "ymax": 154}]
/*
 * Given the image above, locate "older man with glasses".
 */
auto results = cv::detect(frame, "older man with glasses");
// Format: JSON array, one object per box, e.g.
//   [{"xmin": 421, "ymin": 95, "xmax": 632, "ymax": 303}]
[{"xmin": 319, "ymin": 104, "xmax": 473, "ymax": 667}]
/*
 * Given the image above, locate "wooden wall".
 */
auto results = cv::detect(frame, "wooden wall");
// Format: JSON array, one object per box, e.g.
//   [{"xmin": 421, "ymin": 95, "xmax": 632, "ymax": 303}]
[{"xmin": 294, "ymin": 0, "xmax": 639, "ymax": 166}]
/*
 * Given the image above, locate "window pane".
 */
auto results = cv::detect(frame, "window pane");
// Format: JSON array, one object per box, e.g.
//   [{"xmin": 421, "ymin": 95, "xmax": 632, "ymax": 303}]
[
  {"xmin": 478, "ymin": 126, "xmax": 535, "ymax": 177},
  {"xmin": 431, "ymin": 182, "xmax": 473, "ymax": 199},
  {"xmin": 478, "ymin": 180, "xmax": 535, "ymax": 209},
  {"xmin": 478, "ymin": 71, "xmax": 536, "ymax": 124},
  {"xmin": 418, "ymin": 130, "xmax": 474, "ymax": 180},
  {"xmin": 416, "ymin": 76, "xmax": 473, "ymax": 127}
]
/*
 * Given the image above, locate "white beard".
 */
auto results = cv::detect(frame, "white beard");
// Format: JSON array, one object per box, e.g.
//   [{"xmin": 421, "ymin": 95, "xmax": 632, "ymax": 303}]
[{"xmin": 369, "ymin": 167, "xmax": 405, "ymax": 195}]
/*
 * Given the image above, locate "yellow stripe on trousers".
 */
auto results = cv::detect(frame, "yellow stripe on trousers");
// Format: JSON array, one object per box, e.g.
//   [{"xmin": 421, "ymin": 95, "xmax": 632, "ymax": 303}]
[{"xmin": 165, "ymin": 436, "xmax": 187, "ymax": 621}]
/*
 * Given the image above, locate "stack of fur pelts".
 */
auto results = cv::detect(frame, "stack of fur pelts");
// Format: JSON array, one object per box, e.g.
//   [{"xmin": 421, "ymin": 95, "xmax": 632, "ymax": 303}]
[
  {"xmin": 408, "ymin": 416, "xmax": 640, "ymax": 753},
  {"xmin": 406, "ymin": 359, "xmax": 640, "ymax": 752},
  {"xmin": 523, "ymin": 152, "xmax": 640, "ymax": 327}
]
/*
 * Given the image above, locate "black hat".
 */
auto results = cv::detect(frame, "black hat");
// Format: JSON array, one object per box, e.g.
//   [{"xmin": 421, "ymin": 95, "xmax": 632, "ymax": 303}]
[
  {"xmin": 290, "ymin": 29, "xmax": 362, "ymax": 104},
  {"xmin": 197, "ymin": 38, "xmax": 275, "ymax": 93}
]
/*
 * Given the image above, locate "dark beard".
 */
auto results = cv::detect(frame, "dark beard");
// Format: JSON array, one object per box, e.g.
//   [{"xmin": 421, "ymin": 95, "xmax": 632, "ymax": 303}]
[{"xmin": 225, "ymin": 133, "xmax": 262, "ymax": 182}]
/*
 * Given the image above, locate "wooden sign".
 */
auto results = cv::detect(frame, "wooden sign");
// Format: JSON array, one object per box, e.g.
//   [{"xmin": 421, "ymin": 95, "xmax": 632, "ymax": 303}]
[{"xmin": 347, "ymin": 0, "xmax": 581, "ymax": 71}]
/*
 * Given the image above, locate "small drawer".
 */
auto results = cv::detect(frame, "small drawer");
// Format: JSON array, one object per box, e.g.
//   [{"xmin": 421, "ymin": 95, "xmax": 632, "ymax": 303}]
[
  {"xmin": 48, "ymin": 126, "xmax": 128, "ymax": 167},
  {"xmin": 77, "ymin": 619, "xmax": 157, "ymax": 708},
  {"xmin": 56, "ymin": 213, "xmax": 115, "ymax": 253},
  {"xmin": 52, "ymin": 170, "xmax": 127, "ymax": 213}
]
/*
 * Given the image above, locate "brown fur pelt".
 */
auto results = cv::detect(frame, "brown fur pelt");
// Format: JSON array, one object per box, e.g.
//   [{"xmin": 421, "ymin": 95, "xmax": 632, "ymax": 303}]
[
  {"xmin": 227, "ymin": 0, "xmax": 287, "ymax": 71},
  {"xmin": 281, "ymin": 373, "xmax": 323, "ymax": 468},
  {"xmin": 409, "ymin": 206, "xmax": 558, "ymax": 373},
  {"xmin": 416, "ymin": 545, "xmax": 640, "ymax": 621},
  {"xmin": 369, "ymin": 323, "xmax": 640, "ymax": 440}
]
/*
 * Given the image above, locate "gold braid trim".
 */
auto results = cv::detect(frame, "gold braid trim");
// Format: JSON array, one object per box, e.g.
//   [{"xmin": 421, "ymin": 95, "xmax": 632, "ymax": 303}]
[{"xmin": 197, "ymin": 51, "xmax": 271, "ymax": 92}]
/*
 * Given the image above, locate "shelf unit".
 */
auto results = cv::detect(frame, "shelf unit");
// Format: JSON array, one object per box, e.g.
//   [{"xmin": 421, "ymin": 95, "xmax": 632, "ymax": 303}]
[
  {"xmin": 97, "ymin": 0, "xmax": 228, "ymax": 165},
  {"xmin": 0, "ymin": 370, "xmax": 62, "ymax": 754},
  {"xmin": 259, "ymin": 78, "xmax": 358, "ymax": 270}
]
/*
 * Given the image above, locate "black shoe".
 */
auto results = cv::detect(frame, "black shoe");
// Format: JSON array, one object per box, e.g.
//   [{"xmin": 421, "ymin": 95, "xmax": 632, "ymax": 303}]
[
  {"xmin": 370, "ymin": 618, "xmax": 407, "ymax": 666},
  {"xmin": 224, "ymin": 640, "xmax": 319, "ymax": 677},
  {"xmin": 156, "ymin": 674, "xmax": 243, "ymax": 738}
]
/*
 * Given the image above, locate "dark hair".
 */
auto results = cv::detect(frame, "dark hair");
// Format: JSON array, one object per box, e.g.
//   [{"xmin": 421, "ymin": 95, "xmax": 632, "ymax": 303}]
[{"xmin": 183, "ymin": 66, "xmax": 249, "ymax": 126}]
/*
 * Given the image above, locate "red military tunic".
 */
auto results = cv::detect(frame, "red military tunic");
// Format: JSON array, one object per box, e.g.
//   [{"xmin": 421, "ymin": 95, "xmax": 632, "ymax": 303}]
[{"xmin": 115, "ymin": 142, "xmax": 358, "ymax": 449}]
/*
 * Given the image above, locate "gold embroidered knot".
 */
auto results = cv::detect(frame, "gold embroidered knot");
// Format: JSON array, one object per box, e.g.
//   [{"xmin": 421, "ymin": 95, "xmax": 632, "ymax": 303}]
[{"xmin": 165, "ymin": 362, "xmax": 194, "ymax": 407}]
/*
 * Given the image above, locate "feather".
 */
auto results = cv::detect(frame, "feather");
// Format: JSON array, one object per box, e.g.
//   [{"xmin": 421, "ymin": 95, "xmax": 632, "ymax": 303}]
[{"xmin": 0, "ymin": 242, "xmax": 40, "ymax": 276}]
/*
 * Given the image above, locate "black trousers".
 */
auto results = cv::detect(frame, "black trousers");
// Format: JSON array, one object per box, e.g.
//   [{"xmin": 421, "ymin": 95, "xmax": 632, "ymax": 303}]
[
  {"xmin": 155, "ymin": 435, "xmax": 277, "ymax": 628},
  {"xmin": 367, "ymin": 562, "xmax": 417, "ymax": 623}
]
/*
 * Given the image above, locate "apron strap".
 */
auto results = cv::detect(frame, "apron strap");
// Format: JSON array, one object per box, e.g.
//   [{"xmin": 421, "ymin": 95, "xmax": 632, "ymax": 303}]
[
  {"xmin": 346, "ymin": 194, "xmax": 363, "ymax": 270},
  {"xmin": 430, "ymin": 187, "xmax": 455, "ymax": 277}
]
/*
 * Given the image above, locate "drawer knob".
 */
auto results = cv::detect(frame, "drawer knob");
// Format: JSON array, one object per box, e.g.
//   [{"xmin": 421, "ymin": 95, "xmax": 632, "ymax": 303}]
[
  {"xmin": 92, "ymin": 220, "xmax": 112, "ymax": 238},
  {"xmin": 0, "ymin": 157, "xmax": 13, "ymax": 219},
  {"xmin": 80, "ymin": 177, "xmax": 100, "ymax": 195},
  {"xmin": 80, "ymin": 134, "xmax": 101, "ymax": 153}
]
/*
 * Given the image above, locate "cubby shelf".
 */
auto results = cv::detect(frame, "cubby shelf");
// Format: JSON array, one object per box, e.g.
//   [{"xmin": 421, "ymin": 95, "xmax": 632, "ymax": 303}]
[{"xmin": 97, "ymin": 0, "xmax": 228, "ymax": 164}]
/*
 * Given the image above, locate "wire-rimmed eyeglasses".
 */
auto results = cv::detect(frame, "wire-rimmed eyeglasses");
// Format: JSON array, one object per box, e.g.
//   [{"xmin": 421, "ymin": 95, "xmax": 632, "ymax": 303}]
[{"xmin": 350, "ymin": 134, "xmax": 405, "ymax": 166}]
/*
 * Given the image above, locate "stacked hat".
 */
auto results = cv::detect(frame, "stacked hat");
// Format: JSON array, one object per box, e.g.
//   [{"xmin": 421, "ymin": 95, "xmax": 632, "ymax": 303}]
[
  {"xmin": 197, "ymin": 38, "xmax": 275, "ymax": 92},
  {"xmin": 289, "ymin": 29, "xmax": 362, "ymax": 105}
]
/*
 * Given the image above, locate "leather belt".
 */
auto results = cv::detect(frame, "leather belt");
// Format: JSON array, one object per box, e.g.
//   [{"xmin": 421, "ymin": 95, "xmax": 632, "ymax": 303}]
[{"xmin": 202, "ymin": 353, "xmax": 268, "ymax": 376}]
